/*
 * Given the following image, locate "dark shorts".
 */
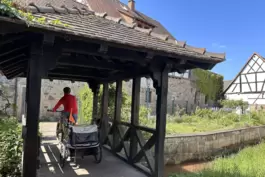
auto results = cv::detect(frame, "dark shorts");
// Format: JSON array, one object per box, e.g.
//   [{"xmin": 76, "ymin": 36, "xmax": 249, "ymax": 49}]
[{"xmin": 62, "ymin": 112, "xmax": 78, "ymax": 122}]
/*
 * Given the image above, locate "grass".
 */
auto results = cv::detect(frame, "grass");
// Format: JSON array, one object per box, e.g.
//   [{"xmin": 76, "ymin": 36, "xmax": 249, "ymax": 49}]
[
  {"xmin": 164, "ymin": 108, "xmax": 265, "ymax": 135},
  {"xmin": 169, "ymin": 142, "xmax": 265, "ymax": 177}
]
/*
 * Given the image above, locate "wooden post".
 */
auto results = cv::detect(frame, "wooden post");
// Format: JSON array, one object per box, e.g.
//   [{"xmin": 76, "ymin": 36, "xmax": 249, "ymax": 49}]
[
  {"xmin": 113, "ymin": 80, "xmax": 122, "ymax": 150},
  {"xmin": 130, "ymin": 77, "xmax": 141, "ymax": 161},
  {"xmin": 89, "ymin": 82, "xmax": 100, "ymax": 123},
  {"xmin": 151, "ymin": 64, "xmax": 170, "ymax": 177},
  {"xmin": 100, "ymin": 83, "xmax": 109, "ymax": 143},
  {"xmin": 22, "ymin": 49, "xmax": 43, "ymax": 177},
  {"xmin": 22, "ymin": 35, "xmax": 59, "ymax": 177}
]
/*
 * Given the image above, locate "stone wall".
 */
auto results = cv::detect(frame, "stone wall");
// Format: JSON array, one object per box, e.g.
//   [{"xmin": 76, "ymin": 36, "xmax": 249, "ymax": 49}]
[
  {"xmin": 164, "ymin": 126, "xmax": 265, "ymax": 165},
  {"xmin": 0, "ymin": 76, "xmax": 85, "ymax": 119},
  {"xmin": 124, "ymin": 76, "xmax": 206, "ymax": 115},
  {"xmin": 0, "ymin": 73, "xmax": 206, "ymax": 119}
]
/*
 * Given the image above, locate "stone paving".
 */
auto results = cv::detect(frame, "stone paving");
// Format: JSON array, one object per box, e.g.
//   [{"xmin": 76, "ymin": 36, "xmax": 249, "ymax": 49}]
[{"xmin": 38, "ymin": 122, "xmax": 147, "ymax": 177}]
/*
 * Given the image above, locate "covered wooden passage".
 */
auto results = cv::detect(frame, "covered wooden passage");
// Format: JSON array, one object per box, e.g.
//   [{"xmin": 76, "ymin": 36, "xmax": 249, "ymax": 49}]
[{"xmin": 0, "ymin": 1, "xmax": 225, "ymax": 177}]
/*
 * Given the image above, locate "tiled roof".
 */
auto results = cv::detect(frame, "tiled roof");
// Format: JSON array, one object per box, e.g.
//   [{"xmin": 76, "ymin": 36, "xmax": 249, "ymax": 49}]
[
  {"xmin": 86, "ymin": 0, "xmax": 176, "ymax": 39},
  {"xmin": 2, "ymin": 1, "xmax": 225, "ymax": 62}
]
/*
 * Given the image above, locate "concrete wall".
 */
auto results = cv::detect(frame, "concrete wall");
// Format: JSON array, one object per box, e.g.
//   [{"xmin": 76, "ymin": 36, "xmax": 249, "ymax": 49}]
[{"xmin": 164, "ymin": 126, "xmax": 265, "ymax": 165}]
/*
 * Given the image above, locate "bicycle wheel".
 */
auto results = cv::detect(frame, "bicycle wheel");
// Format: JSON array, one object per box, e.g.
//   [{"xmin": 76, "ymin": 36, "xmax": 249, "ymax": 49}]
[
  {"xmin": 94, "ymin": 145, "xmax": 102, "ymax": 164},
  {"xmin": 59, "ymin": 154, "xmax": 66, "ymax": 168},
  {"xmin": 59, "ymin": 144, "xmax": 66, "ymax": 168}
]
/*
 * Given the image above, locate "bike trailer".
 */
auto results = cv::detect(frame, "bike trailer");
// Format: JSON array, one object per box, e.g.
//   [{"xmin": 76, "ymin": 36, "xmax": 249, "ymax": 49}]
[{"xmin": 69, "ymin": 124, "xmax": 99, "ymax": 146}]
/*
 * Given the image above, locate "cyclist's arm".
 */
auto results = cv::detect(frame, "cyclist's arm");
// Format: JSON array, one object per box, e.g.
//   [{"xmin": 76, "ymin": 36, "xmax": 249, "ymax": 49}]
[{"xmin": 53, "ymin": 97, "xmax": 64, "ymax": 112}]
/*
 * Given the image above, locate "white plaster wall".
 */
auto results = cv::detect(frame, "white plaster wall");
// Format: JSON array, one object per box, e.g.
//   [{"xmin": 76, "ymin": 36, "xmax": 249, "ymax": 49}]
[{"xmin": 226, "ymin": 93, "xmax": 265, "ymax": 105}]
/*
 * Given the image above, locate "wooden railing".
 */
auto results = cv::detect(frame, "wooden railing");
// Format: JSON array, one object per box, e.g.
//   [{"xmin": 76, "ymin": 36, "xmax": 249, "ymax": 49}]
[{"xmin": 103, "ymin": 120, "xmax": 156, "ymax": 175}]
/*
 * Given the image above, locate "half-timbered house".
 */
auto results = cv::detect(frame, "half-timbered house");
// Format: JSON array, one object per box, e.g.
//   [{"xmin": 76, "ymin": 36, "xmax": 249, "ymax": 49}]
[{"xmin": 224, "ymin": 53, "xmax": 265, "ymax": 105}]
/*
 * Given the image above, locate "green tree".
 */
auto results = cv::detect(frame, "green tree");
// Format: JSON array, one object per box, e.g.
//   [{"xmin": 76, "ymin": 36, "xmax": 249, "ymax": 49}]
[{"xmin": 79, "ymin": 83, "xmax": 151, "ymax": 125}]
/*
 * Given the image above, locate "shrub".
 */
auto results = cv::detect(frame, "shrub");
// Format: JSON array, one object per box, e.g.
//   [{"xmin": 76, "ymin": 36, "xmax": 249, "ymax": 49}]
[
  {"xmin": 79, "ymin": 83, "xmax": 151, "ymax": 126},
  {"xmin": 0, "ymin": 118, "xmax": 23, "ymax": 177},
  {"xmin": 219, "ymin": 99, "xmax": 248, "ymax": 110}
]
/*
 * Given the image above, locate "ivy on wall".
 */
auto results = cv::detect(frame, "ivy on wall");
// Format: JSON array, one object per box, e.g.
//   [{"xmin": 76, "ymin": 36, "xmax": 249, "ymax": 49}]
[{"xmin": 193, "ymin": 69, "xmax": 224, "ymax": 103}]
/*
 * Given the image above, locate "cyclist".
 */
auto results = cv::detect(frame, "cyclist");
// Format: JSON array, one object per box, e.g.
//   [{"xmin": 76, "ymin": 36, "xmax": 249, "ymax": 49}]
[{"xmin": 52, "ymin": 87, "xmax": 78, "ymax": 124}]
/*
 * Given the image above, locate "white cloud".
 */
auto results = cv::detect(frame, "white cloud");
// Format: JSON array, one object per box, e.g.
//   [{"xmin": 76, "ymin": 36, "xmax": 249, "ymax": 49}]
[{"xmin": 212, "ymin": 42, "xmax": 227, "ymax": 49}]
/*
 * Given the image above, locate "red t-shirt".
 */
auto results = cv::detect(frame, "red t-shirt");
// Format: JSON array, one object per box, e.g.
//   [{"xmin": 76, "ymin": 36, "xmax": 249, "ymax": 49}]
[{"xmin": 53, "ymin": 94, "xmax": 78, "ymax": 114}]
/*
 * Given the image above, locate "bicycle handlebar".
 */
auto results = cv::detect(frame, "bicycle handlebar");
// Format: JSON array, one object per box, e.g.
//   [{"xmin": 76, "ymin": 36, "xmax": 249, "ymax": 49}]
[{"xmin": 47, "ymin": 109, "xmax": 63, "ymax": 113}]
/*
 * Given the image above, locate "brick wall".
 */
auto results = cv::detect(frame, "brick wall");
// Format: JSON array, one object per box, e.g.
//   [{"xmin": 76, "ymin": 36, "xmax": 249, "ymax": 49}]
[{"xmin": 164, "ymin": 126, "xmax": 265, "ymax": 165}]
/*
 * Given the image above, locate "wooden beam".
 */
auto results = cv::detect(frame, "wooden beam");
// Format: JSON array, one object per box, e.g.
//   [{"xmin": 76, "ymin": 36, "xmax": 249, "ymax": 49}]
[
  {"xmin": 100, "ymin": 83, "xmax": 109, "ymax": 144},
  {"xmin": 113, "ymin": 80, "xmax": 122, "ymax": 150},
  {"xmin": 130, "ymin": 77, "xmax": 141, "ymax": 161},
  {"xmin": 22, "ymin": 36, "xmax": 63, "ymax": 177},
  {"xmin": 0, "ymin": 34, "xmax": 24, "ymax": 46},
  {"xmin": 6, "ymin": 70, "xmax": 24, "ymax": 79},
  {"xmin": 22, "ymin": 49, "xmax": 43, "ymax": 177},
  {"xmin": 0, "ymin": 20, "xmax": 25, "ymax": 34},
  {"xmin": 0, "ymin": 53, "xmax": 26, "ymax": 65},
  {"xmin": 98, "ymin": 44, "xmax": 108, "ymax": 53},
  {"xmin": 146, "ymin": 52, "xmax": 154, "ymax": 60},
  {"xmin": 62, "ymin": 41, "xmax": 147, "ymax": 65},
  {"xmin": 0, "ymin": 45, "xmax": 28, "ymax": 57},
  {"xmin": 46, "ymin": 75, "xmax": 91, "ymax": 82},
  {"xmin": 48, "ymin": 72, "xmax": 103, "ymax": 79},
  {"xmin": 103, "ymin": 69, "xmax": 149, "ymax": 83},
  {"xmin": 151, "ymin": 64, "xmax": 170, "ymax": 177},
  {"xmin": 133, "ymin": 133, "xmax": 156, "ymax": 163},
  {"xmin": 57, "ymin": 55, "xmax": 137, "ymax": 71},
  {"xmin": 89, "ymin": 82, "xmax": 100, "ymax": 123},
  {"xmin": 4, "ymin": 66, "xmax": 25, "ymax": 75},
  {"xmin": 2, "ymin": 58, "xmax": 27, "ymax": 70}
]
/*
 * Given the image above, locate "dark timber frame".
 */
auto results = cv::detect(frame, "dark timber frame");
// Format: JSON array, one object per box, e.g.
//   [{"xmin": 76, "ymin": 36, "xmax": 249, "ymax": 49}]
[{"xmin": 0, "ymin": 13, "xmax": 223, "ymax": 177}]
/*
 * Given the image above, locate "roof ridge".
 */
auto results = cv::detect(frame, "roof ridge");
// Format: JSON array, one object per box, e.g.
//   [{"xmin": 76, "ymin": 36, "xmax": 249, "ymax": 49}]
[{"xmin": 24, "ymin": 3, "xmax": 225, "ymax": 60}]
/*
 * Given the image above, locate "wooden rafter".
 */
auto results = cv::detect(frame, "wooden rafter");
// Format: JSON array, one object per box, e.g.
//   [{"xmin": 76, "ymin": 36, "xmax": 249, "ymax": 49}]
[
  {"xmin": 0, "ymin": 45, "xmax": 28, "ymax": 58},
  {"xmin": 57, "ymin": 55, "xmax": 140, "ymax": 71},
  {"xmin": 62, "ymin": 41, "xmax": 148, "ymax": 65},
  {"xmin": 0, "ymin": 34, "xmax": 25, "ymax": 46}
]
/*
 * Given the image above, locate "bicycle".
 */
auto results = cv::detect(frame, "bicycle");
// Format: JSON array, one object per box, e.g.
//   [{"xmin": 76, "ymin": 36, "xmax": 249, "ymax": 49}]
[
  {"xmin": 47, "ymin": 109, "xmax": 72, "ymax": 141},
  {"xmin": 47, "ymin": 109, "xmax": 102, "ymax": 167}
]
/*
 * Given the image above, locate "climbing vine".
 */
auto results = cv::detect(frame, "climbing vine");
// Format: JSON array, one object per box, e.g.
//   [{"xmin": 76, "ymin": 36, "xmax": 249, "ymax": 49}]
[
  {"xmin": 193, "ymin": 69, "xmax": 224, "ymax": 103},
  {"xmin": 0, "ymin": 0, "xmax": 70, "ymax": 27}
]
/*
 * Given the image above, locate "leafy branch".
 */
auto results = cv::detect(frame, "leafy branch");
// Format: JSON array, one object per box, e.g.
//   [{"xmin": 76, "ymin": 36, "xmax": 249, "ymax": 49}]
[{"xmin": 0, "ymin": 0, "xmax": 71, "ymax": 28}]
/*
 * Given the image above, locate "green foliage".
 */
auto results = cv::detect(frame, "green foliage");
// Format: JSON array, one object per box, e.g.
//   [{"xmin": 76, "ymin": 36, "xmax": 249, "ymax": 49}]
[
  {"xmin": 79, "ymin": 83, "xmax": 151, "ymax": 125},
  {"xmin": 79, "ymin": 85, "xmax": 94, "ymax": 123},
  {"xmin": 219, "ymin": 99, "xmax": 248, "ymax": 110},
  {"xmin": 169, "ymin": 142, "xmax": 265, "ymax": 177},
  {"xmin": 165, "ymin": 108, "xmax": 265, "ymax": 135},
  {"xmin": 193, "ymin": 69, "xmax": 224, "ymax": 102},
  {"xmin": 0, "ymin": 0, "xmax": 70, "ymax": 28},
  {"xmin": 0, "ymin": 118, "xmax": 23, "ymax": 177}
]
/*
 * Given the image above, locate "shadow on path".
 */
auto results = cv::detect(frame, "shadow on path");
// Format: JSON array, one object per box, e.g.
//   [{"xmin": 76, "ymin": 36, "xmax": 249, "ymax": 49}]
[{"xmin": 39, "ymin": 122, "xmax": 146, "ymax": 177}]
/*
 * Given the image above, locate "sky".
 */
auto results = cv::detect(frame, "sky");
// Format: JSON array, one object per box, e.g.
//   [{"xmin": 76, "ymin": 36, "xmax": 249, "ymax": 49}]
[{"xmin": 120, "ymin": 0, "xmax": 265, "ymax": 80}]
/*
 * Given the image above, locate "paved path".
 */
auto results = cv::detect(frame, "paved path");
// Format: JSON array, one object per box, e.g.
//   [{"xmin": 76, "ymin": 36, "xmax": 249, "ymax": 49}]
[{"xmin": 38, "ymin": 122, "xmax": 147, "ymax": 177}]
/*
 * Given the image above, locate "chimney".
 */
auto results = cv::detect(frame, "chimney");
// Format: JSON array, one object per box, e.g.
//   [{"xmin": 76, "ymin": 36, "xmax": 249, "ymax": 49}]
[{"xmin": 128, "ymin": 0, "xmax": 135, "ymax": 11}]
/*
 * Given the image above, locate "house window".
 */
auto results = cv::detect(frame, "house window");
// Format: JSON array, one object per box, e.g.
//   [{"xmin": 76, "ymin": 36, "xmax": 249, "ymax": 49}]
[{"xmin": 145, "ymin": 88, "xmax": 152, "ymax": 103}]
